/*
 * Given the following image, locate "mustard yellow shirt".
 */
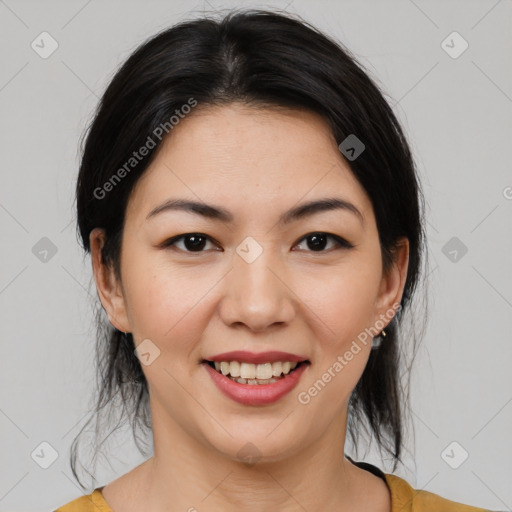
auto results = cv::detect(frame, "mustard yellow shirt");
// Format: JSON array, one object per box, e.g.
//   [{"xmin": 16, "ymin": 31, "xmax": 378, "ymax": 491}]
[{"xmin": 53, "ymin": 458, "xmax": 495, "ymax": 511}]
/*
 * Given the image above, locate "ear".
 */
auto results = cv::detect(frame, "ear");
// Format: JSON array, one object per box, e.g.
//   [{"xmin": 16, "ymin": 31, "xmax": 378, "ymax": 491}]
[
  {"xmin": 373, "ymin": 237, "xmax": 409, "ymax": 325},
  {"xmin": 90, "ymin": 227, "xmax": 130, "ymax": 333}
]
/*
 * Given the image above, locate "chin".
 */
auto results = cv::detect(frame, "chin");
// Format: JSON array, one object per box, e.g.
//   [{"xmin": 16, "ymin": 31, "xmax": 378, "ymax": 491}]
[{"xmin": 203, "ymin": 429, "xmax": 305, "ymax": 468}]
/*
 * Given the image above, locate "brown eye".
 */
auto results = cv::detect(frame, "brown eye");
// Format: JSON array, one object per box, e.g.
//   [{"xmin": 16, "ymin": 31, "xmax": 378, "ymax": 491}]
[
  {"xmin": 162, "ymin": 233, "xmax": 219, "ymax": 253},
  {"xmin": 294, "ymin": 232, "xmax": 353, "ymax": 252}
]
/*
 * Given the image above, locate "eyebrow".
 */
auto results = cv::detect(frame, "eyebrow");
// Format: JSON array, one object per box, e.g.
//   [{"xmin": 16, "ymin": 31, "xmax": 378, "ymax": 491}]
[{"xmin": 146, "ymin": 197, "xmax": 364, "ymax": 226}]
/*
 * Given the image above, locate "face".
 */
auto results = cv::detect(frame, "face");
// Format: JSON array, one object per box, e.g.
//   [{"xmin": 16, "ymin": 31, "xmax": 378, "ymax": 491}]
[{"xmin": 90, "ymin": 103, "xmax": 408, "ymax": 464}]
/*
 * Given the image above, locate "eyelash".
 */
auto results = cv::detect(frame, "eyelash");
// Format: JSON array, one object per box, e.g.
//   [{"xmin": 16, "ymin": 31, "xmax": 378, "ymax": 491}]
[{"xmin": 160, "ymin": 232, "xmax": 354, "ymax": 254}]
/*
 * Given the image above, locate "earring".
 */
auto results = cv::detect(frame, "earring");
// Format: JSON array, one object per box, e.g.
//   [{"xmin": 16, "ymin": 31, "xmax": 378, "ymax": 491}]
[{"xmin": 371, "ymin": 328, "xmax": 386, "ymax": 349}]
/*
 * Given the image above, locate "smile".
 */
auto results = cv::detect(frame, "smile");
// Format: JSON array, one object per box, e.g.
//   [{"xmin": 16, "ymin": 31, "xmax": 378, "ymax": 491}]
[{"xmin": 202, "ymin": 360, "xmax": 310, "ymax": 406}]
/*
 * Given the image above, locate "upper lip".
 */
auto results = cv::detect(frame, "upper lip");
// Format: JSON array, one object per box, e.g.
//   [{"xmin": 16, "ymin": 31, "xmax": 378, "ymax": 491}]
[{"xmin": 204, "ymin": 350, "xmax": 309, "ymax": 364}]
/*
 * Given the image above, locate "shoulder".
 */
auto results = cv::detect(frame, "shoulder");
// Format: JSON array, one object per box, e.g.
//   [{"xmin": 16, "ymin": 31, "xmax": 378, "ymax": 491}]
[
  {"xmin": 53, "ymin": 489, "xmax": 111, "ymax": 512},
  {"xmin": 384, "ymin": 473, "xmax": 493, "ymax": 512}
]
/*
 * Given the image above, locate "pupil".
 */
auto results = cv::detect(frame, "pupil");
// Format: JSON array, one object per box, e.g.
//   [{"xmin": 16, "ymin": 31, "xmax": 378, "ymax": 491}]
[
  {"xmin": 185, "ymin": 234, "xmax": 206, "ymax": 251},
  {"xmin": 308, "ymin": 233, "xmax": 327, "ymax": 251}
]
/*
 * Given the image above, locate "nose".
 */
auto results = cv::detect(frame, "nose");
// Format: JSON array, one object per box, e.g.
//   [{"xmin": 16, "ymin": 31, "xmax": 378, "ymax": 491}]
[{"xmin": 218, "ymin": 250, "xmax": 296, "ymax": 332}]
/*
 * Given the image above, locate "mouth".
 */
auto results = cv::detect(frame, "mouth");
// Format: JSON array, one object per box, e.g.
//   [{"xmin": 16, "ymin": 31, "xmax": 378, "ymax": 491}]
[
  {"xmin": 202, "ymin": 359, "xmax": 310, "ymax": 385},
  {"xmin": 201, "ymin": 358, "xmax": 310, "ymax": 406}
]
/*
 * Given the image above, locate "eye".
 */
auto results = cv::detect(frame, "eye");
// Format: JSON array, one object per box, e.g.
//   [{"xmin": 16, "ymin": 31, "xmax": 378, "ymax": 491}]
[
  {"xmin": 293, "ymin": 232, "xmax": 353, "ymax": 252},
  {"xmin": 161, "ymin": 233, "xmax": 220, "ymax": 253},
  {"xmin": 160, "ymin": 231, "xmax": 353, "ymax": 254}
]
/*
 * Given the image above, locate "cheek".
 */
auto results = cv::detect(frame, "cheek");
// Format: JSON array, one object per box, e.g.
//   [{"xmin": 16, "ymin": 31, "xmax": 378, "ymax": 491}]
[
  {"xmin": 122, "ymin": 250, "xmax": 218, "ymax": 350},
  {"xmin": 296, "ymin": 268, "xmax": 377, "ymax": 409},
  {"xmin": 294, "ymin": 258, "xmax": 381, "ymax": 346}
]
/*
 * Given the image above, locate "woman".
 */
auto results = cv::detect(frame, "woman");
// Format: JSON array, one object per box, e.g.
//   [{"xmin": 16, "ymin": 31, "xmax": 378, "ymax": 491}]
[{"xmin": 54, "ymin": 9, "xmax": 493, "ymax": 512}]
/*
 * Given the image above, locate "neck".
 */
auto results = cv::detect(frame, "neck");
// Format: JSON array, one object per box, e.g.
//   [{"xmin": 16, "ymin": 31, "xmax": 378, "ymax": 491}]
[{"xmin": 129, "ymin": 400, "xmax": 372, "ymax": 512}]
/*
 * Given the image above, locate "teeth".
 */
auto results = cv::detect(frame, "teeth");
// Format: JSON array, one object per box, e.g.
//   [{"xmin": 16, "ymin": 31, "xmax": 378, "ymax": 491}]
[
  {"xmin": 220, "ymin": 362, "xmax": 230, "ymax": 375},
  {"xmin": 256, "ymin": 362, "xmax": 273, "ymax": 380},
  {"xmin": 240, "ymin": 362, "xmax": 255, "ymax": 379},
  {"xmin": 211, "ymin": 360, "xmax": 300, "ymax": 379},
  {"xmin": 232, "ymin": 376, "xmax": 280, "ymax": 385},
  {"xmin": 272, "ymin": 361, "xmax": 282, "ymax": 377},
  {"xmin": 229, "ymin": 361, "xmax": 241, "ymax": 377}
]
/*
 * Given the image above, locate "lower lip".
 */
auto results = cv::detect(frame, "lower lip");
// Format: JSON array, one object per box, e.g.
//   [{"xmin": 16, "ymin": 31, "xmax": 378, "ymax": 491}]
[{"xmin": 203, "ymin": 362, "xmax": 309, "ymax": 406}]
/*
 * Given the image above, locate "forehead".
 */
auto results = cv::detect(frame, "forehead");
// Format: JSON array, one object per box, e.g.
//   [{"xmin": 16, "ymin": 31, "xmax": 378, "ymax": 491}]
[{"xmin": 125, "ymin": 103, "xmax": 373, "ymax": 225}]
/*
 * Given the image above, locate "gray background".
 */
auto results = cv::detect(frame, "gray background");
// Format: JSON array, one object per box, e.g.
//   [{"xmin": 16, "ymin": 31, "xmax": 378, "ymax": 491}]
[{"xmin": 1, "ymin": 0, "xmax": 511, "ymax": 510}]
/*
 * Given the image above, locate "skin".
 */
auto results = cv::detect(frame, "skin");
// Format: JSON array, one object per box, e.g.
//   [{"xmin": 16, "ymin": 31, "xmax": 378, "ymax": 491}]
[{"xmin": 90, "ymin": 102, "xmax": 408, "ymax": 512}]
